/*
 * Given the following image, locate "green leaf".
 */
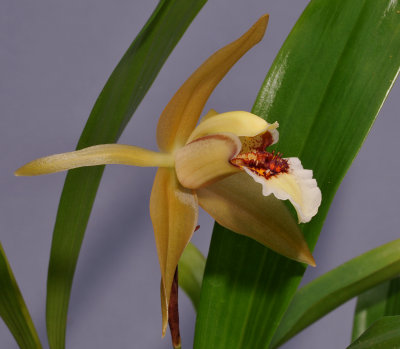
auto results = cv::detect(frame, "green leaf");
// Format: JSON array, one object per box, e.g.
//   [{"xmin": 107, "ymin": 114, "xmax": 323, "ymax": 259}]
[
  {"xmin": 0, "ymin": 243, "xmax": 42, "ymax": 349},
  {"xmin": 178, "ymin": 243, "xmax": 205, "ymax": 311},
  {"xmin": 194, "ymin": 1, "xmax": 400, "ymax": 348},
  {"xmin": 352, "ymin": 276, "xmax": 400, "ymax": 341},
  {"xmin": 384, "ymin": 278, "xmax": 400, "ymax": 316},
  {"xmin": 45, "ymin": 1, "xmax": 206, "ymax": 348},
  {"xmin": 348, "ymin": 316, "xmax": 400, "ymax": 349},
  {"xmin": 352, "ymin": 282, "xmax": 391, "ymax": 342},
  {"xmin": 271, "ymin": 239, "xmax": 400, "ymax": 348}
]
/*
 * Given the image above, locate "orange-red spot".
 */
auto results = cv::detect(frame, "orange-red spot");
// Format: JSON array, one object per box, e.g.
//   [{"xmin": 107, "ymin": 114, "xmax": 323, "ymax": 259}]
[
  {"xmin": 230, "ymin": 150, "xmax": 289, "ymax": 180},
  {"xmin": 239, "ymin": 131, "xmax": 274, "ymax": 153},
  {"xmin": 260, "ymin": 131, "xmax": 274, "ymax": 149}
]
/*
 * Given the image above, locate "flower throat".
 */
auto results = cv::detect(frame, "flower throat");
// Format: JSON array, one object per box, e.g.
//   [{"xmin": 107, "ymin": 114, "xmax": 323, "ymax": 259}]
[{"xmin": 231, "ymin": 150, "xmax": 289, "ymax": 180}]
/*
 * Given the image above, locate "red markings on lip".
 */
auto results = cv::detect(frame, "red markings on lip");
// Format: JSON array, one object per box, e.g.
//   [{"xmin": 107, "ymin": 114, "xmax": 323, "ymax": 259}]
[
  {"xmin": 231, "ymin": 150, "xmax": 289, "ymax": 179},
  {"xmin": 239, "ymin": 130, "xmax": 274, "ymax": 153}
]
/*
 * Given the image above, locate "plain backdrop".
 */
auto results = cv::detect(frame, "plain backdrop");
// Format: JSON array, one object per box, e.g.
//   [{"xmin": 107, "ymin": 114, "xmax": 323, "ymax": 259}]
[{"xmin": 1, "ymin": 1, "xmax": 399, "ymax": 348}]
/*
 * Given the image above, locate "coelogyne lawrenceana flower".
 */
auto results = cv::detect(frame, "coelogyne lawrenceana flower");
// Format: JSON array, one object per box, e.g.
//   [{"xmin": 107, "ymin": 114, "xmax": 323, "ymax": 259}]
[{"xmin": 15, "ymin": 15, "xmax": 321, "ymax": 341}]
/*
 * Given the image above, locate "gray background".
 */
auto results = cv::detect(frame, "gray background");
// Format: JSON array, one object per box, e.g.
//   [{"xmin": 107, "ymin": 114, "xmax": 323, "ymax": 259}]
[{"xmin": 1, "ymin": 0, "xmax": 399, "ymax": 348}]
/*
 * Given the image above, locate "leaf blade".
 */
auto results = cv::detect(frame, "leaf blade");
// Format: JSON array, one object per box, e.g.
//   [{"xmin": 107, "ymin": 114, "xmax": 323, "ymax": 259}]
[
  {"xmin": 45, "ymin": 1, "xmax": 207, "ymax": 348},
  {"xmin": 178, "ymin": 243, "xmax": 205, "ymax": 311},
  {"xmin": 352, "ymin": 276, "xmax": 400, "ymax": 341},
  {"xmin": 0, "ymin": 243, "xmax": 42, "ymax": 349},
  {"xmin": 348, "ymin": 316, "xmax": 400, "ymax": 349},
  {"xmin": 271, "ymin": 239, "xmax": 400, "ymax": 347},
  {"xmin": 194, "ymin": 1, "xmax": 400, "ymax": 348}
]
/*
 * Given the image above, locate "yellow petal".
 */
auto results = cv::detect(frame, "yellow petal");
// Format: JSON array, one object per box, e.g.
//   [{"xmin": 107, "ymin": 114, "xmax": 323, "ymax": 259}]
[
  {"xmin": 197, "ymin": 172, "xmax": 315, "ymax": 266},
  {"xmin": 149, "ymin": 168, "xmax": 198, "ymax": 335},
  {"xmin": 156, "ymin": 14, "xmax": 269, "ymax": 152},
  {"xmin": 175, "ymin": 133, "xmax": 241, "ymax": 189},
  {"xmin": 186, "ymin": 111, "xmax": 272, "ymax": 143},
  {"xmin": 199, "ymin": 109, "xmax": 219, "ymax": 123},
  {"xmin": 243, "ymin": 157, "xmax": 322, "ymax": 223},
  {"xmin": 14, "ymin": 144, "xmax": 174, "ymax": 176}
]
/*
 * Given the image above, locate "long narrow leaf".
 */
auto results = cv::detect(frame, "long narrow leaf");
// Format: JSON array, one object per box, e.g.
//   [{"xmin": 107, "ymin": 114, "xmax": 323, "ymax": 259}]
[
  {"xmin": 348, "ymin": 316, "xmax": 400, "ymax": 349},
  {"xmin": 352, "ymin": 282, "xmax": 391, "ymax": 342},
  {"xmin": 194, "ymin": 1, "xmax": 400, "ymax": 348},
  {"xmin": 0, "ymin": 243, "xmax": 42, "ymax": 349},
  {"xmin": 45, "ymin": 1, "xmax": 206, "ymax": 348},
  {"xmin": 271, "ymin": 239, "xmax": 400, "ymax": 347},
  {"xmin": 352, "ymin": 276, "xmax": 400, "ymax": 341},
  {"xmin": 178, "ymin": 243, "xmax": 205, "ymax": 311},
  {"xmin": 385, "ymin": 278, "xmax": 400, "ymax": 316}
]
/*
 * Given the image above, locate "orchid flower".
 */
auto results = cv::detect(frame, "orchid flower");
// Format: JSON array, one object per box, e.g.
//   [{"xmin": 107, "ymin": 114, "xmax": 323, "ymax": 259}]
[{"xmin": 15, "ymin": 14, "xmax": 321, "ymax": 344}]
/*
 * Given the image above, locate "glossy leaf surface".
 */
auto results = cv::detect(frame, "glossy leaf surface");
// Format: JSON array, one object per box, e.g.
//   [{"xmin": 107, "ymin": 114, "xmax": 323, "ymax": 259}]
[
  {"xmin": 194, "ymin": 1, "xmax": 400, "ymax": 348},
  {"xmin": 45, "ymin": 0, "xmax": 206, "ymax": 347}
]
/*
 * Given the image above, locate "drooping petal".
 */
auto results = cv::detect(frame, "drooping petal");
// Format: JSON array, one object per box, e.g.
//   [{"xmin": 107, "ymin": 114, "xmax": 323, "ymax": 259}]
[
  {"xmin": 14, "ymin": 144, "xmax": 174, "ymax": 176},
  {"xmin": 175, "ymin": 133, "xmax": 241, "ymax": 189},
  {"xmin": 243, "ymin": 157, "xmax": 322, "ymax": 223},
  {"xmin": 197, "ymin": 172, "xmax": 315, "ymax": 266},
  {"xmin": 149, "ymin": 168, "xmax": 198, "ymax": 336},
  {"xmin": 156, "ymin": 15, "xmax": 269, "ymax": 152},
  {"xmin": 186, "ymin": 111, "xmax": 273, "ymax": 143}
]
